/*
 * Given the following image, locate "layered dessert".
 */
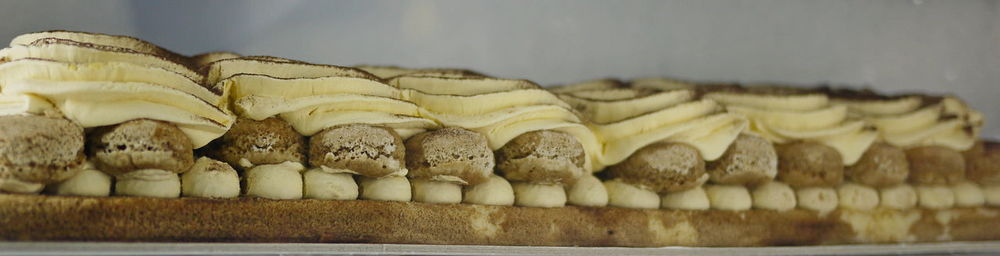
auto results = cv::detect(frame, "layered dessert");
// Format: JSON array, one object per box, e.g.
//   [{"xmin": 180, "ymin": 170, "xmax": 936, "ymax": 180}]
[{"xmin": 1, "ymin": 31, "xmax": 999, "ymax": 247}]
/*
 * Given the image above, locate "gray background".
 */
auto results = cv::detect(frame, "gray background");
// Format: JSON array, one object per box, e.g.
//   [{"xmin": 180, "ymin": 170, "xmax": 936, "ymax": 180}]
[{"xmin": 1, "ymin": 0, "xmax": 997, "ymax": 137}]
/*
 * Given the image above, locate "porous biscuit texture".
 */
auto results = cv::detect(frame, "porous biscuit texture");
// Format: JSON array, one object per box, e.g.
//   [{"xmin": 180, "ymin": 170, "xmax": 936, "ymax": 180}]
[
  {"xmin": 776, "ymin": 141, "xmax": 844, "ymax": 188},
  {"xmin": 405, "ymin": 127, "xmax": 493, "ymax": 185},
  {"xmin": 0, "ymin": 115, "xmax": 85, "ymax": 183},
  {"xmin": 706, "ymin": 133, "xmax": 777, "ymax": 185},
  {"xmin": 906, "ymin": 146, "xmax": 966, "ymax": 185},
  {"xmin": 608, "ymin": 143, "xmax": 707, "ymax": 193},
  {"xmin": 309, "ymin": 124, "xmax": 405, "ymax": 178},
  {"xmin": 846, "ymin": 143, "xmax": 910, "ymax": 187},
  {"xmin": 963, "ymin": 141, "xmax": 1000, "ymax": 185},
  {"xmin": 207, "ymin": 117, "xmax": 305, "ymax": 169},
  {"xmin": 495, "ymin": 130, "xmax": 586, "ymax": 185},
  {"xmin": 88, "ymin": 119, "xmax": 194, "ymax": 174}
]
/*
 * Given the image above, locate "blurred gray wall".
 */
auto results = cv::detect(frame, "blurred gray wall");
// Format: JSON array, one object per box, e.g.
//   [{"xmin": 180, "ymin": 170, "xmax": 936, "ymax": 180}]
[{"xmin": 1, "ymin": 0, "xmax": 998, "ymax": 137}]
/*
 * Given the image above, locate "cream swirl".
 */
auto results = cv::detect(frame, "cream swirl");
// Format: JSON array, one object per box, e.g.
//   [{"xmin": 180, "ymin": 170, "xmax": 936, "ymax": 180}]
[
  {"xmin": 832, "ymin": 95, "xmax": 982, "ymax": 151},
  {"xmin": 0, "ymin": 41, "xmax": 231, "ymax": 148},
  {"xmin": 704, "ymin": 91, "xmax": 877, "ymax": 165},
  {"xmin": 556, "ymin": 87, "xmax": 747, "ymax": 166},
  {"xmin": 390, "ymin": 75, "xmax": 604, "ymax": 171},
  {"xmin": 212, "ymin": 58, "xmax": 438, "ymax": 139},
  {"xmin": 10, "ymin": 31, "xmax": 188, "ymax": 64}
]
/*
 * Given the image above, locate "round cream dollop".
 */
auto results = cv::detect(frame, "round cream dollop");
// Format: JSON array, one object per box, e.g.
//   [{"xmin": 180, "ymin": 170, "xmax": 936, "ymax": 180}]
[
  {"xmin": 181, "ymin": 158, "xmax": 240, "ymax": 198},
  {"xmin": 463, "ymin": 175, "xmax": 515, "ymax": 206},
  {"xmin": 796, "ymin": 187, "xmax": 838, "ymax": 214},
  {"xmin": 52, "ymin": 169, "xmax": 111, "ymax": 197},
  {"xmin": 603, "ymin": 180, "xmax": 659, "ymax": 209},
  {"xmin": 115, "ymin": 169, "xmax": 180, "ymax": 198},
  {"xmin": 751, "ymin": 182, "xmax": 796, "ymax": 211},
  {"xmin": 303, "ymin": 168, "xmax": 358, "ymax": 200},
  {"xmin": 984, "ymin": 185, "xmax": 1000, "ymax": 206},
  {"xmin": 661, "ymin": 186, "xmax": 710, "ymax": 210},
  {"xmin": 566, "ymin": 175, "xmax": 608, "ymax": 207},
  {"xmin": 879, "ymin": 184, "xmax": 917, "ymax": 210},
  {"xmin": 705, "ymin": 185, "xmax": 752, "ymax": 211},
  {"xmin": 411, "ymin": 179, "xmax": 462, "ymax": 204},
  {"xmin": 837, "ymin": 183, "xmax": 880, "ymax": 211},
  {"xmin": 359, "ymin": 175, "xmax": 411, "ymax": 202},
  {"xmin": 513, "ymin": 182, "xmax": 567, "ymax": 208},
  {"xmin": 244, "ymin": 161, "xmax": 304, "ymax": 200},
  {"xmin": 0, "ymin": 176, "xmax": 44, "ymax": 194},
  {"xmin": 951, "ymin": 182, "xmax": 985, "ymax": 207},
  {"xmin": 916, "ymin": 185, "xmax": 955, "ymax": 209}
]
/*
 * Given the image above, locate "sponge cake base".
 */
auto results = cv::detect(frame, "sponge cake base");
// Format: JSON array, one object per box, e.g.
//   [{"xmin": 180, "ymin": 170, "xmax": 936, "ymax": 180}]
[{"xmin": 2, "ymin": 194, "xmax": 999, "ymax": 247}]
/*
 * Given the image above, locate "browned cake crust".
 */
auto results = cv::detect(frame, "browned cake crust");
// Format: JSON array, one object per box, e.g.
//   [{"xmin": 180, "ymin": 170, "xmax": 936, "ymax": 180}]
[{"xmin": 1, "ymin": 193, "xmax": 998, "ymax": 246}]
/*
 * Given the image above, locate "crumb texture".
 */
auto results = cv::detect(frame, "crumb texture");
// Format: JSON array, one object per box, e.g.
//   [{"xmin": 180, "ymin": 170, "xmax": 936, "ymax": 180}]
[
  {"xmin": 0, "ymin": 115, "xmax": 85, "ymax": 183},
  {"xmin": 3, "ymin": 194, "xmax": 1000, "ymax": 246}
]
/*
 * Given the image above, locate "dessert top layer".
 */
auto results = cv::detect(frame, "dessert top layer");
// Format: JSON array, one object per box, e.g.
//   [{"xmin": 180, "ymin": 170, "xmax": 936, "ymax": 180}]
[{"xmin": 0, "ymin": 33, "xmax": 233, "ymax": 148}]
